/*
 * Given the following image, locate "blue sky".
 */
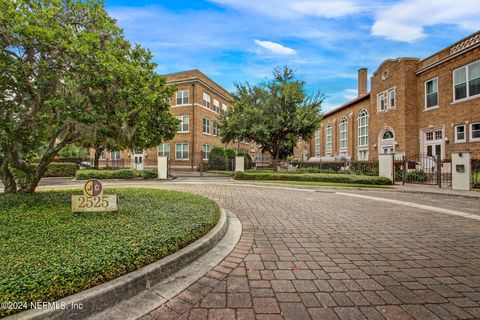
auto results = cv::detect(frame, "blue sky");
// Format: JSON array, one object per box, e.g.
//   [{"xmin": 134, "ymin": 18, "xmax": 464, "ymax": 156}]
[{"xmin": 105, "ymin": 0, "xmax": 479, "ymax": 111}]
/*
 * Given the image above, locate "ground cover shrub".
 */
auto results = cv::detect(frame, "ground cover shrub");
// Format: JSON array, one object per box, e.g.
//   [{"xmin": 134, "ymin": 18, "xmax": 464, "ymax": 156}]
[
  {"xmin": 0, "ymin": 188, "xmax": 219, "ymax": 317},
  {"xmin": 75, "ymin": 169, "xmax": 139, "ymax": 180},
  {"xmin": 406, "ymin": 169, "xmax": 427, "ymax": 182},
  {"xmin": 141, "ymin": 169, "xmax": 158, "ymax": 179}
]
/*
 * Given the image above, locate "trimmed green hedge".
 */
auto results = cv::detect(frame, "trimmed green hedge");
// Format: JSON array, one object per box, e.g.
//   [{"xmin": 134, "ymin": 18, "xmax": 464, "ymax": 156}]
[
  {"xmin": 233, "ymin": 171, "xmax": 392, "ymax": 185},
  {"xmin": 76, "ymin": 169, "xmax": 158, "ymax": 180},
  {"xmin": 0, "ymin": 188, "xmax": 219, "ymax": 317},
  {"xmin": 44, "ymin": 162, "xmax": 77, "ymax": 177},
  {"xmin": 12, "ymin": 162, "xmax": 77, "ymax": 179}
]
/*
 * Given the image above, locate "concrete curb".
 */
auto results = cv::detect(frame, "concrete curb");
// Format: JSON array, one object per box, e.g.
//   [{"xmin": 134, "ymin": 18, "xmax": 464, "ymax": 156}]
[
  {"xmin": 6, "ymin": 209, "xmax": 228, "ymax": 320},
  {"xmin": 395, "ymin": 189, "xmax": 480, "ymax": 200}
]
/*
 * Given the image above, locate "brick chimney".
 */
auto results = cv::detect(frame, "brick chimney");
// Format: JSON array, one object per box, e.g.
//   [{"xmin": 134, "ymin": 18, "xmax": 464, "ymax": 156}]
[{"xmin": 358, "ymin": 68, "xmax": 368, "ymax": 96}]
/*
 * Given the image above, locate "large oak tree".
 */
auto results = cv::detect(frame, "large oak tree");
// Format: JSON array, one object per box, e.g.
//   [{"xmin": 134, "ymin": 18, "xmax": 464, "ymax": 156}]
[
  {"xmin": 0, "ymin": 0, "xmax": 178, "ymax": 193},
  {"xmin": 221, "ymin": 67, "xmax": 324, "ymax": 171}
]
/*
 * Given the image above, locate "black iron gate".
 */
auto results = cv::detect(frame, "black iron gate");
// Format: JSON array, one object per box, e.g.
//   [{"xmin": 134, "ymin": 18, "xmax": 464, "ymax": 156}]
[
  {"xmin": 472, "ymin": 158, "xmax": 480, "ymax": 189},
  {"xmin": 396, "ymin": 154, "xmax": 451, "ymax": 187}
]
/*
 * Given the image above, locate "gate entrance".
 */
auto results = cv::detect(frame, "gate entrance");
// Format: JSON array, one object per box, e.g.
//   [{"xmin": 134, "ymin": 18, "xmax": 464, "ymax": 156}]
[{"xmin": 395, "ymin": 154, "xmax": 451, "ymax": 187}]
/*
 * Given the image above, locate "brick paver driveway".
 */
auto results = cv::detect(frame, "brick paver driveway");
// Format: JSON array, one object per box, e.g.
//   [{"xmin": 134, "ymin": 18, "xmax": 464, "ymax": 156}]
[{"xmin": 140, "ymin": 184, "xmax": 480, "ymax": 320}]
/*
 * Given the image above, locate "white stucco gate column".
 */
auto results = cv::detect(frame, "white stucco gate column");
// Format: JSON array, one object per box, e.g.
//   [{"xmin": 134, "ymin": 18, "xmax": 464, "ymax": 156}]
[
  {"xmin": 157, "ymin": 156, "xmax": 168, "ymax": 180},
  {"xmin": 378, "ymin": 153, "xmax": 394, "ymax": 184},
  {"xmin": 235, "ymin": 156, "xmax": 245, "ymax": 172},
  {"xmin": 451, "ymin": 152, "xmax": 471, "ymax": 190}
]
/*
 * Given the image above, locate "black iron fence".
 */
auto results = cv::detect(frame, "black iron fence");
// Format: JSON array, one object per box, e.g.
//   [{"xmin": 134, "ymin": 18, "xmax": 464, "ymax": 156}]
[
  {"xmin": 299, "ymin": 161, "xmax": 347, "ymax": 173},
  {"xmin": 91, "ymin": 158, "xmax": 127, "ymax": 169},
  {"xmin": 350, "ymin": 160, "xmax": 379, "ymax": 176},
  {"xmin": 472, "ymin": 158, "xmax": 480, "ymax": 189}
]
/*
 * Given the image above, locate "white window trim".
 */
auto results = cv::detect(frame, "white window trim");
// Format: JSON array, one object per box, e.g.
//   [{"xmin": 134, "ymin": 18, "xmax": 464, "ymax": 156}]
[
  {"xmin": 202, "ymin": 144, "xmax": 210, "ymax": 160},
  {"xmin": 326, "ymin": 124, "xmax": 332, "ymax": 152},
  {"xmin": 202, "ymin": 117, "xmax": 211, "ymax": 135},
  {"xmin": 203, "ymin": 92, "xmax": 211, "ymax": 109},
  {"xmin": 357, "ymin": 109, "xmax": 368, "ymax": 148},
  {"xmin": 388, "ymin": 88, "xmax": 396, "ymax": 109},
  {"xmin": 157, "ymin": 144, "xmax": 170, "ymax": 159},
  {"xmin": 339, "ymin": 118, "xmax": 348, "ymax": 151},
  {"xmin": 424, "ymin": 77, "xmax": 439, "ymax": 110},
  {"xmin": 110, "ymin": 151, "xmax": 121, "ymax": 160},
  {"xmin": 470, "ymin": 122, "xmax": 480, "ymax": 142},
  {"xmin": 175, "ymin": 90, "xmax": 189, "ymax": 106},
  {"xmin": 454, "ymin": 125, "xmax": 466, "ymax": 143},
  {"xmin": 314, "ymin": 130, "xmax": 321, "ymax": 157},
  {"xmin": 213, "ymin": 99, "xmax": 220, "ymax": 113},
  {"xmin": 377, "ymin": 87, "xmax": 396, "ymax": 112},
  {"xmin": 175, "ymin": 143, "xmax": 189, "ymax": 160},
  {"xmin": 177, "ymin": 115, "xmax": 189, "ymax": 133},
  {"xmin": 357, "ymin": 149, "xmax": 369, "ymax": 161},
  {"xmin": 376, "ymin": 92, "xmax": 386, "ymax": 112},
  {"xmin": 453, "ymin": 60, "xmax": 480, "ymax": 102}
]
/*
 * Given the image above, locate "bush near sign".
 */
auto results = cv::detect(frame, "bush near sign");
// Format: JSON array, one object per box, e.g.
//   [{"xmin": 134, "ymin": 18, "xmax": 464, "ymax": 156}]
[{"xmin": 72, "ymin": 179, "xmax": 118, "ymax": 212}]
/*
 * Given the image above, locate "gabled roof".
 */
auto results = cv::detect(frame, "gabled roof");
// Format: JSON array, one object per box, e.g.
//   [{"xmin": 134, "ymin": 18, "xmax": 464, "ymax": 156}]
[{"xmin": 323, "ymin": 93, "xmax": 370, "ymax": 117}]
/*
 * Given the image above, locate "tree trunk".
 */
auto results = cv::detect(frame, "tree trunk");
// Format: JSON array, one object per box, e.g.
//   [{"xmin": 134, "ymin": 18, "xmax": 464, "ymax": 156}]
[
  {"xmin": 93, "ymin": 146, "xmax": 104, "ymax": 169},
  {"xmin": 271, "ymin": 148, "xmax": 280, "ymax": 172},
  {"xmin": 21, "ymin": 160, "xmax": 50, "ymax": 193},
  {"xmin": 271, "ymin": 141, "xmax": 280, "ymax": 172},
  {"xmin": 0, "ymin": 157, "xmax": 17, "ymax": 194}
]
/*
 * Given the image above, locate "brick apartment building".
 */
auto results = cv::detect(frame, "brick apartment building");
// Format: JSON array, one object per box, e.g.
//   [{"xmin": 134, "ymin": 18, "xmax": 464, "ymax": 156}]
[
  {"xmin": 303, "ymin": 30, "xmax": 480, "ymax": 162},
  {"xmin": 92, "ymin": 69, "xmax": 253, "ymax": 171}
]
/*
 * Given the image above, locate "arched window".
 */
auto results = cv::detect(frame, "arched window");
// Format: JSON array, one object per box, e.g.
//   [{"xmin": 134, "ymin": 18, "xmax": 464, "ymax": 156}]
[
  {"xmin": 383, "ymin": 130, "xmax": 394, "ymax": 139},
  {"xmin": 314, "ymin": 129, "xmax": 321, "ymax": 156},
  {"xmin": 358, "ymin": 109, "xmax": 368, "ymax": 147},
  {"xmin": 339, "ymin": 117, "xmax": 348, "ymax": 150},
  {"xmin": 326, "ymin": 122, "xmax": 332, "ymax": 154},
  {"xmin": 380, "ymin": 129, "xmax": 395, "ymax": 154}
]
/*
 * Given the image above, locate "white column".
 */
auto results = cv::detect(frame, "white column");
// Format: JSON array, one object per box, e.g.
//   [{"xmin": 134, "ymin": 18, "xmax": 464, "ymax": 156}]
[
  {"xmin": 452, "ymin": 152, "xmax": 471, "ymax": 190},
  {"xmin": 378, "ymin": 154, "xmax": 394, "ymax": 183},
  {"xmin": 235, "ymin": 156, "xmax": 245, "ymax": 172},
  {"xmin": 157, "ymin": 156, "xmax": 168, "ymax": 179}
]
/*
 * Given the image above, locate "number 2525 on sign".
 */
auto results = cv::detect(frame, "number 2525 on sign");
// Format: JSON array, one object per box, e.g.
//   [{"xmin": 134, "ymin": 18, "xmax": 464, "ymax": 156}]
[{"xmin": 71, "ymin": 195, "xmax": 118, "ymax": 212}]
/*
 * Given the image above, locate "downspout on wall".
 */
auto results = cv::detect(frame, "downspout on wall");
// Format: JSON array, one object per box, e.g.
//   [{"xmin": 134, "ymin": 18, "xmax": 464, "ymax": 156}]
[{"xmin": 191, "ymin": 83, "xmax": 195, "ymax": 170}]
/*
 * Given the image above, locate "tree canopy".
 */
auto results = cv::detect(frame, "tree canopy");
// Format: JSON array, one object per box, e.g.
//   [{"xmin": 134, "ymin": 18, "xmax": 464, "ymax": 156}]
[
  {"xmin": 220, "ymin": 67, "xmax": 324, "ymax": 171},
  {"xmin": 0, "ymin": 0, "xmax": 178, "ymax": 193}
]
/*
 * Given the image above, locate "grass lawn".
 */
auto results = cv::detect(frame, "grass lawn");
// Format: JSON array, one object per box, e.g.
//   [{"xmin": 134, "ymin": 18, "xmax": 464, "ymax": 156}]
[
  {"xmin": 256, "ymin": 180, "xmax": 391, "ymax": 188},
  {"xmin": 205, "ymin": 170, "xmax": 233, "ymax": 175},
  {"xmin": 0, "ymin": 188, "xmax": 219, "ymax": 317}
]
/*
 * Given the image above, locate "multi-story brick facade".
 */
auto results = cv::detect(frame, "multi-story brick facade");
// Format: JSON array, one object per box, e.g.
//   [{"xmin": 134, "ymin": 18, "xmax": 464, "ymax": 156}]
[
  {"xmin": 307, "ymin": 31, "xmax": 480, "ymax": 161},
  {"xmin": 91, "ymin": 70, "xmax": 253, "ymax": 171}
]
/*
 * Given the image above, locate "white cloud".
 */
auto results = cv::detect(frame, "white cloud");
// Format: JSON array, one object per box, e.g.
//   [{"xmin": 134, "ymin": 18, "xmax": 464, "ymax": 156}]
[
  {"xmin": 343, "ymin": 88, "xmax": 358, "ymax": 100},
  {"xmin": 372, "ymin": 0, "xmax": 480, "ymax": 42},
  {"xmin": 208, "ymin": 0, "xmax": 366, "ymax": 19},
  {"xmin": 254, "ymin": 40, "xmax": 296, "ymax": 55},
  {"xmin": 290, "ymin": 1, "xmax": 361, "ymax": 18}
]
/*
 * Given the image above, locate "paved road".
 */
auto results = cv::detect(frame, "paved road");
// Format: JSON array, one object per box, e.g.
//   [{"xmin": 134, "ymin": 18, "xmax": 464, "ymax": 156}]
[
  {"xmin": 3, "ymin": 178, "xmax": 480, "ymax": 319},
  {"xmin": 133, "ymin": 182, "xmax": 480, "ymax": 320}
]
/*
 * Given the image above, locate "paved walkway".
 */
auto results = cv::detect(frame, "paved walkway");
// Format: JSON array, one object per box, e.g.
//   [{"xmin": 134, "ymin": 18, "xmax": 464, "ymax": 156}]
[{"xmin": 134, "ymin": 183, "xmax": 480, "ymax": 320}]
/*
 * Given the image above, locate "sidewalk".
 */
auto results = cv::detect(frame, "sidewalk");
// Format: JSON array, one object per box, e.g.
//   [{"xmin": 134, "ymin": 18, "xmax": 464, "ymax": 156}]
[{"xmin": 393, "ymin": 183, "xmax": 480, "ymax": 198}]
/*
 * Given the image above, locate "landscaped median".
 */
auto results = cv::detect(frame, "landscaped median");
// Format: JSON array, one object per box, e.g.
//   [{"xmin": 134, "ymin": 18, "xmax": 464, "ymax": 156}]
[
  {"xmin": 0, "ymin": 188, "xmax": 219, "ymax": 318},
  {"xmin": 233, "ymin": 170, "xmax": 392, "ymax": 185}
]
